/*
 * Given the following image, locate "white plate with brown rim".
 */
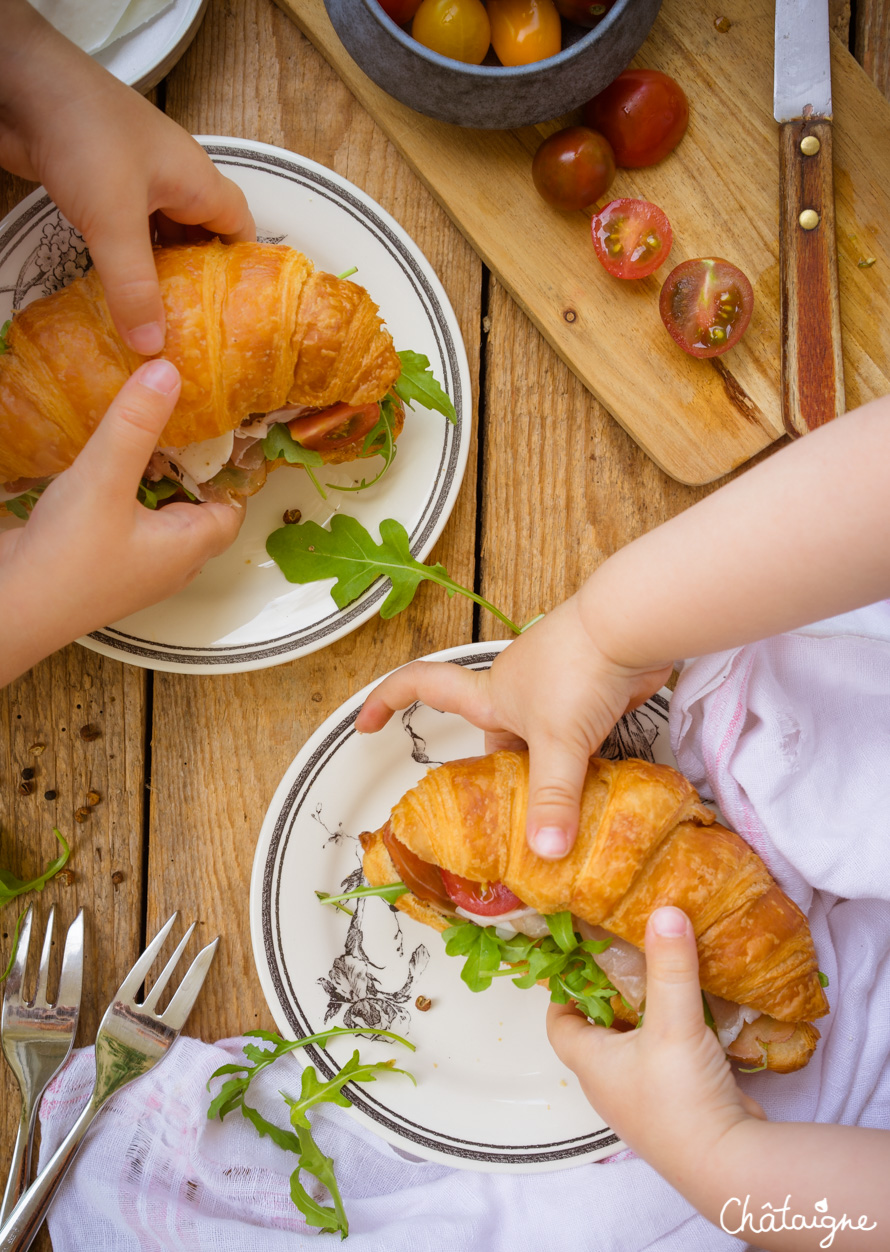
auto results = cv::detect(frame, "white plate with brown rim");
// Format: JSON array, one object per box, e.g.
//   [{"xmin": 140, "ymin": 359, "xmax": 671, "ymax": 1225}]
[
  {"xmin": 251, "ymin": 638, "xmax": 680, "ymax": 1172},
  {"xmin": 0, "ymin": 137, "xmax": 471, "ymax": 673}
]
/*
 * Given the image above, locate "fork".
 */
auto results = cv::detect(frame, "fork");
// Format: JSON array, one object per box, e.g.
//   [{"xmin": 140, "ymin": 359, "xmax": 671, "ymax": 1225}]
[
  {"xmin": 0, "ymin": 906, "xmax": 84, "ymax": 1225},
  {"xmin": 0, "ymin": 912, "xmax": 218, "ymax": 1252}
]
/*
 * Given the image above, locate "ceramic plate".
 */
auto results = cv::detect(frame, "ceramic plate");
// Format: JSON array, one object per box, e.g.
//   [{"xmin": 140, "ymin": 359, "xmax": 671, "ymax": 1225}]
[
  {"xmin": 251, "ymin": 639, "xmax": 679, "ymax": 1172},
  {"xmin": 93, "ymin": 0, "xmax": 208, "ymax": 95},
  {"xmin": 0, "ymin": 137, "xmax": 471, "ymax": 673}
]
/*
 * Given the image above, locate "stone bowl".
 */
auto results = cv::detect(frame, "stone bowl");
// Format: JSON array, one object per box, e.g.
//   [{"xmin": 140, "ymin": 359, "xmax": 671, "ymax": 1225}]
[{"xmin": 323, "ymin": 0, "xmax": 663, "ymax": 130}]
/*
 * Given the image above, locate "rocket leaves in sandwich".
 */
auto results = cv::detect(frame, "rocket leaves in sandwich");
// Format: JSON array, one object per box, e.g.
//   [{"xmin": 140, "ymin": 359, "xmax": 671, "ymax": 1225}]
[
  {"xmin": 392, "ymin": 350, "xmax": 456, "ymax": 424},
  {"xmin": 262, "ymin": 422, "xmax": 328, "ymax": 499},
  {"xmin": 266, "ymin": 514, "xmax": 523, "ymax": 633},
  {"xmin": 137, "ymin": 477, "xmax": 181, "ymax": 510},
  {"xmin": 0, "ymin": 319, "xmax": 10, "ymax": 354},
  {"xmin": 442, "ymin": 911, "xmax": 618, "ymax": 1027},
  {"xmin": 316, "ymin": 881, "xmax": 409, "ymax": 911},
  {"xmin": 207, "ymin": 1025, "xmax": 415, "ymax": 1239},
  {"xmin": 818, "ymin": 970, "xmax": 829, "ymax": 988},
  {"xmin": 5, "ymin": 484, "xmax": 47, "ymax": 521},
  {"xmin": 327, "ymin": 393, "xmax": 400, "ymax": 494}
]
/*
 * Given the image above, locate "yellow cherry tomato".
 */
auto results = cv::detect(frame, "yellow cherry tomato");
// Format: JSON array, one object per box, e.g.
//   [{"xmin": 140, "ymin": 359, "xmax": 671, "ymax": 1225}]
[
  {"xmin": 487, "ymin": 0, "xmax": 562, "ymax": 66},
  {"xmin": 412, "ymin": 0, "xmax": 491, "ymax": 65}
]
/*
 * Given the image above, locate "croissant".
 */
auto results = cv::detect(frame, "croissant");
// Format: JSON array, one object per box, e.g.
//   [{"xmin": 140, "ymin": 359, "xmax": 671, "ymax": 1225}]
[
  {"xmin": 360, "ymin": 753, "xmax": 829, "ymax": 1073},
  {"xmin": 0, "ymin": 239, "xmax": 401, "ymax": 483}
]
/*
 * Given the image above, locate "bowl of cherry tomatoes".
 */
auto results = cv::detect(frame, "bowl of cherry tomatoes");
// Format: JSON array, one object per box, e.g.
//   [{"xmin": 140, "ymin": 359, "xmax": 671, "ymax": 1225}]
[{"xmin": 323, "ymin": 0, "xmax": 663, "ymax": 129}]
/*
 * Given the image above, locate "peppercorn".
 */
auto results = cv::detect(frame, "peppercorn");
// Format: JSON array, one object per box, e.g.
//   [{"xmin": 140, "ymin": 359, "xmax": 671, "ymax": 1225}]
[
  {"xmin": 283, "ymin": 508, "xmax": 302, "ymax": 525},
  {"xmin": 18, "ymin": 780, "xmax": 34, "ymax": 796},
  {"xmin": 415, "ymin": 995, "xmax": 432, "ymax": 1012},
  {"xmin": 111, "ymin": 870, "xmax": 124, "ymax": 886},
  {"xmin": 74, "ymin": 807, "xmax": 91, "ymax": 823},
  {"xmin": 79, "ymin": 724, "xmax": 101, "ymax": 742},
  {"xmin": 44, "ymin": 790, "xmax": 57, "ymax": 801},
  {"xmin": 86, "ymin": 790, "xmax": 101, "ymax": 806}
]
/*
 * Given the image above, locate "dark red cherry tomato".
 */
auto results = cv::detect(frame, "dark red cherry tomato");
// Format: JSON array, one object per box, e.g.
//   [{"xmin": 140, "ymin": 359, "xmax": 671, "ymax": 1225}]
[
  {"xmin": 553, "ymin": 0, "xmax": 616, "ymax": 26},
  {"xmin": 659, "ymin": 258, "xmax": 754, "ymax": 358},
  {"xmin": 287, "ymin": 401, "xmax": 381, "ymax": 451},
  {"xmin": 377, "ymin": 0, "xmax": 424, "ymax": 23},
  {"xmin": 583, "ymin": 69, "xmax": 689, "ymax": 167},
  {"xmin": 591, "ymin": 198, "xmax": 673, "ymax": 279},
  {"xmin": 532, "ymin": 126, "xmax": 616, "ymax": 212},
  {"xmin": 440, "ymin": 869, "xmax": 525, "ymax": 916}
]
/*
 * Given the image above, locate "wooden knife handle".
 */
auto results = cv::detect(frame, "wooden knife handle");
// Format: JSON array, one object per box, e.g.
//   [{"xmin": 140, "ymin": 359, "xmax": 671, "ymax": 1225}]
[{"xmin": 778, "ymin": 118, "xmax": 845, "ymax": 437}]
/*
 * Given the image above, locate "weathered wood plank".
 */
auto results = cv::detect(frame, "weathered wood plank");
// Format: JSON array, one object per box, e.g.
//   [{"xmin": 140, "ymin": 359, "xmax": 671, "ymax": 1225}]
[
  {"xmin": 855, "ymin": 0, "xmax": 890, "ymax": 99},
  {"xmin": 149, "ymin": 0, "xmax": 481, "ymax": 1041}
]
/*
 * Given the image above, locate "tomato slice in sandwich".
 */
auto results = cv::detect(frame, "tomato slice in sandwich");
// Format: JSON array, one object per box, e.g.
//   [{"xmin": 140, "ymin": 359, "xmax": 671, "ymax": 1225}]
[
  {"xmin": 440, "ymin": 870, "xmax": 524, "ymax": 916},
  {"xmin": 287, "ymin": 401, "xmax": 381, "ymax": 451}
]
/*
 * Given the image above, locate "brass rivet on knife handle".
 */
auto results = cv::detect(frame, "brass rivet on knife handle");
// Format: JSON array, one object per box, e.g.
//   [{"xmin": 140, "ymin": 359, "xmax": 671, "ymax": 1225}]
[{"xmin": 779, "ymin": 118, "xmax": 846, "ymax": 437}]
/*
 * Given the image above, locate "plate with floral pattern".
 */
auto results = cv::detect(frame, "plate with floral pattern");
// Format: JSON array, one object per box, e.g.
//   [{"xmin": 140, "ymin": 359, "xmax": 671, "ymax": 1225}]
[
  {"xmin": 251, "ymin": 639, "xmax": 679, "ymax": 1172},
  {"xmin": 0, "ymin": 137, "xmax": 471, "ymax": 673}
]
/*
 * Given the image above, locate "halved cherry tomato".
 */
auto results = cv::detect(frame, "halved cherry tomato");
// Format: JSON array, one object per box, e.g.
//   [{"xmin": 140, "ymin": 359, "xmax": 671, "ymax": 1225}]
[
  {"xmin": 591, "ymin": 198, "xmax": 673, "ymax": 279},
  {"xmin": 382, "ymin": 826, "xmax": 450, "ymax": 907},
  {"xmin": 488, "ymin": 0, "xmax": 561, "ymax": 66},
  {"xmin": 554, "ymin": 0, "xmax": 615, "ymax": 26},
  {"xmin": 412, "ymin": 0, "xmax": 491, "ymax": 64},
  {"xmin": 440, "ymin": 869, "xmax": 525, "ymax": 916},
  {"xmin": 287, "ymin": 401, "xmax": 381, "ymax": 451},
  {"xmin": 377, "ymin": 0, "xmax": 424, "ymax": 23},
  {"xmin": 659, "ymin": 257, "xmax": 754, "ymax": 358},
  {"xmin": 584, "ymin": 69, "xmax": 689, "ymax": 168},
  {"xmin": 532, "ymin": 126, "xmax": 615, "ymax": 211}
]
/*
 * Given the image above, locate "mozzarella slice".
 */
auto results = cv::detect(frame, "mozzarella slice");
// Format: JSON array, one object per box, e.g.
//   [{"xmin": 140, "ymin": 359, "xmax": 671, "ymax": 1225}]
[
  {"xmin": 455, "ymin": 905, "xmax": 552, "ymax": 939},
  {"xmin": 161, "ymin": 431, "xmax": 235, "ymax": 488}
]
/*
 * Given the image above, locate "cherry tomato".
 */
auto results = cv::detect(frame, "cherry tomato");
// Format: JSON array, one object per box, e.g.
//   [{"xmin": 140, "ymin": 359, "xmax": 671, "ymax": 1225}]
[
  {"xmin": 412, "ymin": 0, "xmax": 491, "ymax": 64},
  {"xmin": 440, "ymin": 869, "xmax": 525, "ymax": 916},
  {"xmin": 488, "ymin": 0, "xmax": 561, "ymax": 66},
  {"xmin": 591, "ymin": 198, "xmax": 673, "ymax": 279},
  {"xmin": 583, "ymin": 69, "xmax": 689, "ymax": 167},
  {"xmin": 377, "ymin": 0, "xmax": 424, "ymax": 23},
  {"xmin": 532, "ymin": 126, "xmax": 615, "ymax": 211},
  {"xmin": 553, "ymin": 0, "xmax": 616, "ymax": 26},
  {"xmin": 287, "ymin": 401, "xmax": 381, "ymax": 451},
  {"xmin": 659, "ymin": 258, "xmax": 754, "ymax": 358},
  {"xmin": 382, "ymin": 826, "xmax": 449, "ymax": 907}
]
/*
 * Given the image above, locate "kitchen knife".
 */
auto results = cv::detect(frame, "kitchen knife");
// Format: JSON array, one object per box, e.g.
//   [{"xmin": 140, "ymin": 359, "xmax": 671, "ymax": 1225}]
[{"xmin": 774, "ymin": 0, "xmax": 845, "ymax": 436}]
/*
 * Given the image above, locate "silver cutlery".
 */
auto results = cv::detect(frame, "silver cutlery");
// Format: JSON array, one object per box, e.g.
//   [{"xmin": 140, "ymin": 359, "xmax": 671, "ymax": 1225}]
[
  {"xmin": 0, "ymin": 913, "xmax": 218, "ymax": 1252},
  {"xmin": 0, "ymin": 906, "xmax": 84, "ymax": 1225}
]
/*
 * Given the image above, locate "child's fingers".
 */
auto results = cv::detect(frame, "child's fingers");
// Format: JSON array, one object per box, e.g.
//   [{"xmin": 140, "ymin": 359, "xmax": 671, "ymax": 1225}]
[
  {"xmin": 71, "ymin": 360, "xmax": 181, "ymax": 497},
  {"xmin": 157, "ymin": 147, "xmax": 255, "ymax": 242},
  {"xmin": 151, "ymin": 497, "xmax": 244, "ymax": 570},
  {"xmin": 546, "ymin": 1000, "xmax": 610, "ymax": 1072},
  {"xmin": 524, "ymin": 730, "xmax": 590, "ymax": 859},
  {"xmin": 640, "ymin": 907, "xmax": 708, "ymax": 1045},
  {"xmin": 355, "ymin": 661, "xmax": 492, "ymax": 733},
  {"xmin": 85, "ymin": 213, "xmax": 168, "ymax": 354}
]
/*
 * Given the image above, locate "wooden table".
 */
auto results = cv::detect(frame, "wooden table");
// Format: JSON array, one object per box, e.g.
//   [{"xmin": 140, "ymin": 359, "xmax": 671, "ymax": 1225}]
[{"xmin": 0, "ymin": 1, "xmax": 886, "ymax": 1243}]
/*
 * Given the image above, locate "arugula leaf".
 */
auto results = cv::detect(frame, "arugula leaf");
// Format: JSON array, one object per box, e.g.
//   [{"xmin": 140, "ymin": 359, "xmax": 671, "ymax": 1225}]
[
  {"xmin": 317, "ymin": 881, "xmax": 408, "ymax": 908},
  {"xmin": 0, "ymin": 828, "xmax": 70, "ymax": 910},
  {"xmin": 207, "ymin": 1028, "xmax": 415, "ymax": 1239},
  {"xmin": 738, "ymin": 1042, "xmax": 770, "ymax": 1074},
  {"xmin": 337, "ymin": 266, "xmax": 358, "ymax": 280},
  {"xmin": 0, "ymin": 907, "xmax": 28, "ymax": 984},
  {"xmin": 702, "ymin": 992, "xmax": 717, "ymax": 1032},
  {"xmin": 0, "ymin": 319, "xmax": 10, "ymax": 354},
  {"xmin": 262, "ymin": 422, "xmax": 327, "ymax": 498},
  {"xmin": 393, "ymin": 350, "xmax": 456, "ymax": 424},
  {"xmin": 137, "ymin": 478, "xmax": 181, "ymax": 510},
  {"xmin": 5, "ymin": 484, "xmax": 47, "ymax": 521},
  {"xmin": 818, "ymin": 970, "xmax": 829, "ymax": 988},
  {"xmin": 266, "ymin": 514, "xmax": 523, "ymax": 633},
  {"xmin": 440, "ymin": 915, "xmax": 618, "ymax": 1027}
]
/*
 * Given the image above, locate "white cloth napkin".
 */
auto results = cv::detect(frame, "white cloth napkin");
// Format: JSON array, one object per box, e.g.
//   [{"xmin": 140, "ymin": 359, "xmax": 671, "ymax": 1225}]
[{"xmin": 37, "ymin": 603, "xmax": 890, "ymax": 1250}]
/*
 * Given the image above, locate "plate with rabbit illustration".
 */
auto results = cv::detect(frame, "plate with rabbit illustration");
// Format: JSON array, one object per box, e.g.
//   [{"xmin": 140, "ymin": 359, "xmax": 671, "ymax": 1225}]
[{"xmin": 251, "ymin": 639, "xmax": 678, "ymax": 1172}]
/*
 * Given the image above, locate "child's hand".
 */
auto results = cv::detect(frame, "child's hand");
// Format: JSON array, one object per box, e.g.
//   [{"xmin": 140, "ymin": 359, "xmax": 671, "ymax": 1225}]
[
  {"xmin": 547, "ymin": 906, "xmax": 765, "ymax": 1188},
  {"xmin": 0, "ymin": 2, "xmax": 254, "ymax": 354},
  {"xmin": 356, "ymin": 594, "xmax": 671, "ymax": 858},
  {"xmin": 0, "ymin": 359, "xmax": 243, "ymax": 686}
]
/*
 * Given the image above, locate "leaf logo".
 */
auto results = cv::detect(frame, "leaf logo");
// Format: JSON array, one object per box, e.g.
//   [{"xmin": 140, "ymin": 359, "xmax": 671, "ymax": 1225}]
[{"xmin": 815, "ymin": 1199, "xmax": 829, "ymax": 1212}]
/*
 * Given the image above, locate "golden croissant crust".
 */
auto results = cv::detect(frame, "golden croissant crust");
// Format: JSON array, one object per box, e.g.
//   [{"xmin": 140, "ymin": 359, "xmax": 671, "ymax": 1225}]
[
  {"xmin": 0, "ymin": 239, "xmax": 401, "ymax": 482},
  {"xmin": 361, "ymin": 752, "xmax": 829, "ymax": 1029}
]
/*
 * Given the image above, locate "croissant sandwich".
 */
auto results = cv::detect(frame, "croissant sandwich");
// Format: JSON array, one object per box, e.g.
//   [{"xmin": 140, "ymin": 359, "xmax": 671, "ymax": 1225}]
[
  {"xmin": 356, "ymin": 753, "xmax": 830, "ymax": 1074},
  {"xmin": 0, "ymin": 239, "xmax": 452, "ymax": 517}
]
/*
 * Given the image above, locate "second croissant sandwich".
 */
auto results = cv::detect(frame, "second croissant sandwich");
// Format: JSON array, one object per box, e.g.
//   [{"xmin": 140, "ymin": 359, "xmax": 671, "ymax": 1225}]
[
  {"xmin": 0, "ymin": 238, "xmax": 452, "ymax": 515},
  {"xmin": 358, "ymin": 753, "xmax": 830, "ymax": 1073}
]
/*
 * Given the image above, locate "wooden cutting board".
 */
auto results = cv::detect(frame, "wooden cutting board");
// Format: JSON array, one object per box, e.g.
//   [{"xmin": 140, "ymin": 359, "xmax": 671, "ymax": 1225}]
[{"xmin": 274, "ymin": 0, "xmax": 890, "ymax": 484}]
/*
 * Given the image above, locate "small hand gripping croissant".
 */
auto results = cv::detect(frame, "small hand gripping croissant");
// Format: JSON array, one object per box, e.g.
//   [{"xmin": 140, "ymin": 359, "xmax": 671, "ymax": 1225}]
[
  {"xmin": 361, "ymin": 753, "xmax": 829, "ymax": 1073},
  {"xmin": 0, "ymin": 239, "xmax": 402, "ymax": 483}
]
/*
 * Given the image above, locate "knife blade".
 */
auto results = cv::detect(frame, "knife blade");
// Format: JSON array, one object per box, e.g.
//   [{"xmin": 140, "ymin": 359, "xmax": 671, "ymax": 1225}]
[{"xmin": 774, "ymin": 0, "xmax": 845, "ymax": 437}]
